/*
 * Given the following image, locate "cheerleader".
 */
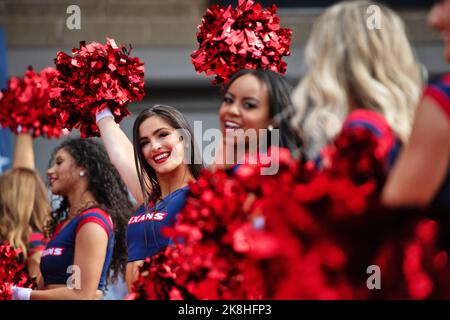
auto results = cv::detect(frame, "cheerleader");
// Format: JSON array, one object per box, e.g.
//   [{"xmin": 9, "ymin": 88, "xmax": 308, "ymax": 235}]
[
  {"xmin": 95, "ymin": 105, "xmax": 203, "ymax": 291},
  {"xmin": 382, "ymin": 0, "xmax": 450, "ymax": 210},
  {"xmin": 0, "ymin": 133, "xmax": 50, "ymax": 278},
  {"xmin": 11, "ymin": 138, "xmax": 132, "ymax": 300},
  {"xmin": 290, "ymin": 0, "xmax": 423, "ymax": 167},
  {"xmin": 215, "ymin": 69, "xmax": 302, "ymax": 171}
]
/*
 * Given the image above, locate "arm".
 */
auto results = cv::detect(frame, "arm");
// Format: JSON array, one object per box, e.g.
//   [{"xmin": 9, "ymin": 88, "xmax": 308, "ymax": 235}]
[
  {"xmin": 27, "ymin": 251, "xmax": 43, "ymax": 279},
  {"xmin": 96, "ymin": 114, "xmax": 144, "ymax": 203},
  {"xmin": 12, "ymin": 133, "xmax": 34, "ymax": 169},
  {"xmin": 382, "ymin": 98, "xmax": 450, "ymax": 207},
  {"xmin": 29, "ymin": 223, "xmax": 108, "ymax": 300},
  {"xmin": 125, "ymin": 260, "xmax": 144, "ymax": 293}
]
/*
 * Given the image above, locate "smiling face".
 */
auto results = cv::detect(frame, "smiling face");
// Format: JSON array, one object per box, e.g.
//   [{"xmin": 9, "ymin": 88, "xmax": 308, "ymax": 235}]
[
  {"xmin": 138, "ymin": 116, "xmax": 186, "ymax": 176},
  {"xmin": 219, "ymin": 74, "xmax": 271, "ymax": 147},
  {"xmin": 428, "ymin": 0, "xmax": 450, "ymax": 62},
  {"xmin": 46, "ymin": 148, "xmax": 84, "ymax": 196}
]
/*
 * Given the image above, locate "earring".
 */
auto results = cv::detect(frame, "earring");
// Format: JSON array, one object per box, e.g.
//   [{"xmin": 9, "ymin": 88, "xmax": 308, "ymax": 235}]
[
  {"xmin": 79, "ymin": 171, "xmax": 86, "ymax": 177},
  {"xmin": 268, "ymin": 124, "xmax": 274, "ymax": 132}
]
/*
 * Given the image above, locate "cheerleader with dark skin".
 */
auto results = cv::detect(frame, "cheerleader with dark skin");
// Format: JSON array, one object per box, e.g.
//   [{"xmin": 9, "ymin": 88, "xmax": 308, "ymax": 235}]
[{"xmin": 12, "ymin": 138, "xmax": 132, "ymax": 300}]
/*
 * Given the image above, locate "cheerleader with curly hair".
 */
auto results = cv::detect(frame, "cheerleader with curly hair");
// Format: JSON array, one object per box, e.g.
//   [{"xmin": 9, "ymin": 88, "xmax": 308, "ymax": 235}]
[{"xmin": 11, "ymin": 138, "xmax": 133, "ymax": 300}]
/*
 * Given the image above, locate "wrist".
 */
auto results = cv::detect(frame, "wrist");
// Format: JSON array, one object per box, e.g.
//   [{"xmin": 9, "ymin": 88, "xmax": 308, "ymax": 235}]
[
  {"xmin": 12, "ymin": 286, "xmax": 32, "ymax": 300},
  {"xmin": 95, "ymin": 107, "xmax": 114, "ymax": 124}
]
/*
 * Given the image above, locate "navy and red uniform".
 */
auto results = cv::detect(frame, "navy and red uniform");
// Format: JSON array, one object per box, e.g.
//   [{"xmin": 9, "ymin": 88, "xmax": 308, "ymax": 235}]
[
  {"xmin": 40, "ymin": 208, "xmax": 114, "ymax": 291},
  {"xmin": 316, "ymin": 109, "xmax": 401, "ymax": 170},
  {"xmin": 342, "ymin": 109, "xmax": 401, "ymax": 168},
  {"xmin": 423, "ymin": 74, "xmax": 450, "ymax": 209},
  {"xmin": 126, "ymin": 186, "xmax": 189, "ymax": 262},
  {"xmin": 27, "ymin": 231, "xmax": 48, "ymax": 260}
]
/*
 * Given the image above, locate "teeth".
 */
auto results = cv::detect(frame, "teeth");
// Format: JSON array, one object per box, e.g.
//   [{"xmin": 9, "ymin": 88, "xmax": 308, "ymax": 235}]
[
  {"xmin": 154, "ymin": 152, "xmax": 170, "ymax": 161},
  {"xmin": 225, "ymin": 121, "xmax": 240, "ymax": 129}
]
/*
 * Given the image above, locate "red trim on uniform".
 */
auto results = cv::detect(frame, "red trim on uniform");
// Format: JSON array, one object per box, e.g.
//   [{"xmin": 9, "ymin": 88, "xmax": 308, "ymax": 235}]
[
  {"xmin": 51, "ymin": 221, "xmax": 66, "ymax": 240},
  {"xmin": 28, "ymin": 246, "xmax": 46, "ymax": 259},
  {"xmin": 424, "ymin": 86, "xmax": 450, "ymax": 123},
  {"xmin": 75, "ymin": 217, "xmax": 111, "ymax": 239},
  {"xmin": 29, "ymin": 232, "xmax": 45, "ymax": 243},
  {"xmin": 344, "ymin": 109, "xmax": 395, "ymax": 156},
  {"xmin": 442, "ymin": 74, "xmax": 450, "ymax": 83},
  {"xmin": 344, "ymin": 110, "xmax": 392, "ymax": 136},
  {"xmin": 79, "ymin": 208, "xmax": 114, "ymax": 230}
]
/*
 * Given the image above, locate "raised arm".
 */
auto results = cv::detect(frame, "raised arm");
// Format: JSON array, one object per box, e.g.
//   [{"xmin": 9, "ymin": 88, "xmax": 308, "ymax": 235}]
[
  {"xmin": 96, "ymin": 110, "xmax": 144, "ymax": 203},
  {"xmin": 12, "ymin": 133, "xmax": 34, "ymax": 169},
  {"xmin": 382, "ymin": 98, "xmax": 450, "ymax": 207}
]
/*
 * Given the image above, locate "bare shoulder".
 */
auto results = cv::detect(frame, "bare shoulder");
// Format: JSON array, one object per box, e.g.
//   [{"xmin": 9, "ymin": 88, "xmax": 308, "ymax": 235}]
[{"xmin": 410, "ymin": 97, "xmax": 450, "ymax": 144}]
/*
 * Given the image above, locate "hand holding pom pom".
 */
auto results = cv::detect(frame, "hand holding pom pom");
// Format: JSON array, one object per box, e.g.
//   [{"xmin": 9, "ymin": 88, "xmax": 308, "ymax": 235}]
[
  {"xmin": 0, "ymin": 242, "xmax": 34, "ymax": 300},
  {"xmin": 50, "ymin": 38, "xmax": 145, "ymax": 138},
  {"xmin": 192, "ymin": 0, "xmax": 292, "ymax": 85}
]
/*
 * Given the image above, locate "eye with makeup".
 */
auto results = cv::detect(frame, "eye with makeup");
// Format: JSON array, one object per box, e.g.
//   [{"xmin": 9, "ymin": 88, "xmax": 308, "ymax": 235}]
[
  {"xmin": 243, "ymin": 101, "xmax": 258, "ymax": 110},
  {"xmin": 222, "ymin": 94, "xmax": 234, "ymax": 105},
  {"xmin": 158, "ymin": 130, "xmax": 171, "ymax": 139},
  {"xmin": 54, "ymin": 156, "xmax": 63, "ymax": 166},
  {"xmin": 139, "ymin": 138, "xmax": 149, "ymax": 149}
]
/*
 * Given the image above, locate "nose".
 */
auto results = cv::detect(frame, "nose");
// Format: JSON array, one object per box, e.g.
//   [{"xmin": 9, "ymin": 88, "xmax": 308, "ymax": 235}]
[
  {"xmin": 46, "ymin": 166, "xmax": 54, "ymax": 177},
  {"xmin": 427, "ymin": 4, "xmax": 442, "ymax": 31},
  {"xmin": 150, "ymin": 140, "xmax": 162, "ymax": 152},
  {"xmin": 226, "ymin": 101, "xmax": 241, "ymax": 117}
]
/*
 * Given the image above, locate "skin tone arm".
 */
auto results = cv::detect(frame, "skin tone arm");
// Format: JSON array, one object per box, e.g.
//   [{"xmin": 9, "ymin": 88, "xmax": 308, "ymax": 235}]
[
  {"xmin": 382, "ymin": 98, "xmax": 450, "ymax": 207},
  {"xmin": 28, "ymin": 251, "xmax": 43, "ymax": 279},
  {"xmin": 12, "ymin": 133, "xmax": 34, "ymax": 169},
  {"xmin": 97, "ymin": 117, "xmax": 144, "ymax": 203},
  {"xmin": 125, "ymin": 260, "xmax": 144, "ymax": 292},
  {"xmin": 29, "ymin": 223, "xmax": 108, "ymax": 300}
]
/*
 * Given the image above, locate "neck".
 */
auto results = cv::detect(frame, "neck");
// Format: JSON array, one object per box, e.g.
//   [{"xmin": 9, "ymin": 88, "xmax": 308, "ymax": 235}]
[
  {"xmin": 223, "ymin": 142, "xmax": 256, "ymax": 169},
  {"xmin": 67, "ymin": 188, "xmax": 97, "ymax": 218},
  {"xmin": 156, "ymin": 165, "xmax": 193, "ymax": 199}
]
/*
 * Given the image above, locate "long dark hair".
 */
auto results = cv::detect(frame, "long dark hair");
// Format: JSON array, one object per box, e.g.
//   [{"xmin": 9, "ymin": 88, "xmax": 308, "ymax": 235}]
[
  {"xmin": 132, "ymin": 105, "xmax": 203, "ymax": 206},
  {"xmin": 47, "ymin": 138, "xmax": 132, "ymax": 286},
  {"xmin": 224, "ymin": 69, "xmax": 303, "ymax": 158}
]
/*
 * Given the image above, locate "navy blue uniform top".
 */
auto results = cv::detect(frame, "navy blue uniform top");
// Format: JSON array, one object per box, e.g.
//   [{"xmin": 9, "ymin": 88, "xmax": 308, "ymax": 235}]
[
  {"xmin": 423, "ymin": 75, "xmax": 450, "ymax": 209},
  {"xmin": 126, "ymin": 186, "xmax": 189, "ymax": 262},
  {"xmin": 40, "ymin": 208, "xmax": 114, "ymax": 290}
]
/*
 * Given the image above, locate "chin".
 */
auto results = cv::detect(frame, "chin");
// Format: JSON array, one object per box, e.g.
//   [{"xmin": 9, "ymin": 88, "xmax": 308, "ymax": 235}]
[
  {"xmin": 153, "ymin": 162, "xmax": 180, "ymax": 175},
  {"xmin": 50, "ymin": 187, "xmax": 62, "ymax": 196}
]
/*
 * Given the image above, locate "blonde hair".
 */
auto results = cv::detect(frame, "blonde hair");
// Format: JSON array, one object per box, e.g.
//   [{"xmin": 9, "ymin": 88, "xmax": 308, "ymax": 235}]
[
  {"xmin": 0, "ymin": 168, "xmax": 50, "ymax": 256},
  {"xmin": 291, "ymin": 0, "xmax": 423, "ymax": 158}
]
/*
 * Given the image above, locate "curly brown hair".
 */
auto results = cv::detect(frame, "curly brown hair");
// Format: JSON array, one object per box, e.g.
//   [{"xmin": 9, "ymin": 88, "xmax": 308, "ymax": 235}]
[{"xmin": 47, "ymin": 138, "xmax": 133, "ymax": 287}]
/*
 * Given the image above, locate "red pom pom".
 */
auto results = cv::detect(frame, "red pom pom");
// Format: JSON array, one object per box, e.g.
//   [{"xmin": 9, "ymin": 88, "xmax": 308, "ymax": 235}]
[
  {"xmin": 0, "ymin": 241, "xmax": 34, "ymax": 300},
  {"xmin": 50, "ymin": 38, "xmax": 145, "ymax": 138},
  {"xmin": 127, "ymin": 128, "xmax": 450, "ymax": 300},
  {"xmin": 0, "ymin": 67, "xmax": 62, "ymax": 138},
  {"xmin": 192, "ymin": 0, "xmax": 292, "ymax": 85}
]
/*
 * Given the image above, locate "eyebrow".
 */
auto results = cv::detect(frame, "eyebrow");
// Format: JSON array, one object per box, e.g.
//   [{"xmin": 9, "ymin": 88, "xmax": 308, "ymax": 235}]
[
  {"xmin": 225, "ymin": 92, "xmax": 260, "ymax": 103},
  {"xmin": 139, "ymin": 127, "xmax": 171, "ymax": 140}
]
